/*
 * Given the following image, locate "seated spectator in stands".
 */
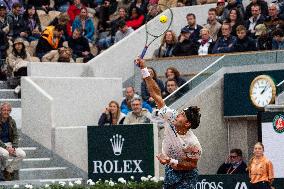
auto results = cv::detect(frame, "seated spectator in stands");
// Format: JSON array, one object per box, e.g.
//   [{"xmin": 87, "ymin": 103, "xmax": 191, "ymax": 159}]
[
  {"xmin": 123, "ymin": 96, "xmax": 152, "ymax": 124},
  {"xmin": 153, "ymin": 30, "xmax": 177, "ymax": 58},
  {"xmin": 26, "ymin": 0, "xmax": 54, "ymax": 14},
  {"xmin": 0, "ymin": 31, "xmax": 8, "ymax": 60},
  {"xmin": 121, "ymin": 86, "xmax": 152, "ymax": 114},
  {"xmin": 129, "ymin": 0, "xmax": 148, "ymax": 16},
  {"xmin": 68, "ymin": 28, "xmax": 93, "ymax": 62},
  {"xmin": 0, "ymin": 4, "xmax": 9, "ymax": 34},
  {"xmin": 172, "ymin": 28, "xmax": 198, "ymax": 56},
  {"xmin": 96, "ymin": 0, "xmax": 115, "ymax": 32},
  {"xmin": 182, "ymin": 13, "xmax": 203, "ymax": 42},
  {"xmin": 114, "ymin": 20, "xmax": 134, "ymax": 43},
  {"xmin": 245, "ymin": 0, "xmax": 268, "ymax": 20},
  {"xmin": 163, "ymin": 78, "xmax": 178, "ymax": 98},
  {"xmin": 0, "ymin": 102, "xmax": 26, "ymax": 181},
  {"xmin": 204, "ymin": 8, "xmax": 221, "ymax": 42},
  {"xmin": 234, "ymin": 25, "xmax": 257, "ymax": 52},
  {"xmin": 272, "ymin": 28, "xmax": 284, "ymax": 49},
  {"xmin": 41, "ymin": 47, "xmax": 74, "ymax": 62},
  {"xmin": 22, "ymin": 5, "xmax": 42, "ymax": 42},
  {"xmin": 72, "ymin": 7, "xmax": 95, "ymax": 43},
  {"xmin": 212, "ymin": 22, "xmax": 237, "ymax": 54},
  {"xmin": 197, "ymin": 28, "xmax": 215, "ymax": 55},
  {"xmin": 67, "ymin": 0, "xmax": 85, "ymax": 25},
  {"xmin": 220, "ymin": 0, "xmax": 245, "ymax": 22},
  {"xmin": 126, "ymin": 7, "xmax": 145, "ymax": 30},
  {"xmin": 245, "ymin": 4, "xmax": 265, "ymax": 38},
  {"xmin": 6, "ymin": 38, "xmax": 36, "ymax": 94},
  {"xmin": 265, "ymin": 3, "xmax": 284, "ymax": 34},
  {"xmin": 98, "ymin": 100, "xmax": 126, "ymax": 126},
  {"xmin": 0, "ymin": 0, "xmax": 21, "ymax": 12},
  {"xmin": 49, "ymin": 12, "xmax": 71, "ymax": 39},
  {"xmin": 165, "ymin": 67, "xmax": 187, "ymax": 87},
  {"xmin": 7, "ymin": 3, "xmax": 27, "ymax": 39},
  {"xmin": 255, "ymin": 24, "xmax": 272, "ymax": 50},
  {"xmin": 145, "ymin": 4, "xmax": 160, "ymax": 22},
  {"xmin": 35, "ymin": 24, "xmax": 65, "ymax": 59},
  {"xmin": 225, "ymin": 8, "xmax": 244, "ymax": 36},
  {"xmin": 217, "ymin": 148, "xmax": 247, "ymax": 174},
  {"xmin": 141, "ymin": 67, "xmax": 164, "ymax": 107},
  {"xmin": 216, "ymin": 0, "xmax": 225, "ymax": 21},
  {"xmin": 54, "ymin": 0, "xmax": 71, "ymax": 12}
]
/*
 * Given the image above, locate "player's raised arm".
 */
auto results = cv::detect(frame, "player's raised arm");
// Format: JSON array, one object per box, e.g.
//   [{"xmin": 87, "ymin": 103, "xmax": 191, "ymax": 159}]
[{"xmin": 135, "ymin": 58, "xmax": 165, "ymax": 109}]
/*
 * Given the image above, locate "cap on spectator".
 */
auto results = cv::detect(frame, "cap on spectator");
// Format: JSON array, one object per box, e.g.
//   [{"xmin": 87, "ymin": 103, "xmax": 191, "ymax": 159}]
[
  {"xmin": 255, "ymin": 24, "xmax": 267, "ymax": 36},
  {"xmin": 181, "ymin": 27, "xmax": 190, "ymax": 33},
  {"xmin": 217, "ymin": 0, "xmax": 225, "ymax": 4},
  {"xmin": 0, "ymin": 4, "xmax": 6, "ymax": 9},
  {"xmin": 13, "ymin": 38, "xmax": 25, "ymax": 45}
]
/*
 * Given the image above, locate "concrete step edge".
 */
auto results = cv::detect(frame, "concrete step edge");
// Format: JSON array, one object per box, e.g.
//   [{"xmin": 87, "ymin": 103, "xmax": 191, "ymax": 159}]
[
  {"xmin": 20, "ymin": 167, "xmax": 67, "ymax": 171},
  {"xmin": 8, "ymin": 158, "xmax": 51, "ymax": 162}
]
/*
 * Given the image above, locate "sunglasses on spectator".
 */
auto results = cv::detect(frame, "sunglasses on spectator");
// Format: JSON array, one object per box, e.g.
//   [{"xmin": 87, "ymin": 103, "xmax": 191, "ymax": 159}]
[{"xmin": 230, "ymin": 155, "xmax": 238, "ymax": 158}]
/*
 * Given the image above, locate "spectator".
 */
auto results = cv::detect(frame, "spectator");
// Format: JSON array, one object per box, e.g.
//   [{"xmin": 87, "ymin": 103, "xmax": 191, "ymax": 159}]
[
  {"xmin": 68, "ymin": 28, "xmax": 93, "ymax": 62},
  {"xmin": 96, "ymin": 0, "xmax": 115, "ymax": 32},
  {"xmin": 146, "ymin": 4, "xmax": 160, "ymax": 22},
  {"xmin": 41, "ymin": 46, "xmax": 74, "ymax": 62},
  {"xmin": 98, "ymin": 100, "xmax": 126, "ymax": 126},
  {"xmin": 0, "ymin": 31, "xmax": 8, "ymax": 60},
  {"xmin": 245, "ymin": 4, "xmax": 265, "ymax": 38},
  {"xmin": 165, "ymin": 67, "xmax": 187, "ymax": 87},
  {"xmin": 0, "ymin": 0, "xmax": 21, "ymax": 12},
  {"xmin": 0, "ymin": 102, "xmax": 26, "ymax": 181},
  {"xmin": 22, "ymin": 5, "xmax": 42, "ymax": 42},
  {"xmin": 204, "ymin": 8, "xmax": 221, "ymax": 42},
  {"xmin": 272, "ymin": 28, "xmax": 284, "ymax": 49},
  {"xmin": 141, "ymin": 67, "xmax": 164, "ymax": 107},
  {"xmin": 26, "ymin": 0, "xmax": 53, "ymax": 14},
  {"xmin": 129, "ymin": 0, "xmax": 148, "ymax": 15},
  {"xmin": 120, "ymin": 86, "xmax": 152, "ymax": 115},
  {"xmin": 123, "ymin": 96, "xmax": 152, "ymax": 124},
  {"xmin": 216, "ymin": 0, "xmax": 226, "ymax": 21},
  {"xmin": 7, "ymin": 3, "xmax": 27, "ymax": 39},
  {"xmin": 217, "ymin": 149, "xmax": 247, "ymax": 174},
  {"xmin": 265, "ymin": 3, "xmax": 284, "ymax": 34},
  {"xmin": 153, "ymin": 30, "xmax": 177, "ymax": 58},
  {"xmin": 163, "ymin": 78, "xmax": 178, "ymax": 98},
  {"xmin": 197, "ymin": 28, "xmax": 215, "ymax": 55},
  {"xmin": 35, "ymin": 24, "xmax": 64, "ymax": 59},
  {"xmin": 126, "ymin": 7, "xmax": 145, "ymax": 30},
  {"xmin": 234, "ymin": 25, "xmax": 257, "ymax": 52},
  {"xmin": 255, "ymin": 24, "xmax": 272, "ymax": 50},
  {"xmin": 247, "ymin": 142, "xmax": 274, "ymax": 189},
  {"xmin": 49, "ymin": 12, "xmax": 71, "ymax": 39},
  {"xmin": 182, "ymin": 13, "xmax": 203, "ymax": 42},
  {"xmin": 226, "ymin": 8, "xmax": 245, "ymax": 37},
  {"xmin": 212, "ymin": 22, "xmax": 237, "ymax": 54},
  {"xmin": 172, "ymin": 28, "xmax": 198, "ymax": 56},
  {"xmin": 72, "ymin": 7, "xmax": 95, "ymax": 43},
  {"xmin": 0, "ymin": 4, "xmax": 9, "ymax": 34},
  {"xmin": 158, "ymin": 0, "xmax": 178, "ymax": 11},
  {"xmin": 114, "ymin": 20, "xmax": 134, "ymax": 43},
  {"xmin": 54, "ymin": 0, "xmax": 71, "ymax": 12},
  {"xmin": 245, "ymin": 0, "xmax": 268, "ymax": 20},
  {"xmin": 67, "ymin": 0, "xmax": 85, "ymax": 25},
  {"xmin": 220, "ymin": 0, "xmax": 245, "ymax": 22},
  {"xmin": 6, "ymin": 38, "xmax": 36, "ymax": 94}
]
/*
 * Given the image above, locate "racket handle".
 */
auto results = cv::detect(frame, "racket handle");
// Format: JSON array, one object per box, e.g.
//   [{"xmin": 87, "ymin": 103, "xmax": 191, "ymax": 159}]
[{"xmin": 140, "ymin": 46, "xmax": 148, "ymax": 59}]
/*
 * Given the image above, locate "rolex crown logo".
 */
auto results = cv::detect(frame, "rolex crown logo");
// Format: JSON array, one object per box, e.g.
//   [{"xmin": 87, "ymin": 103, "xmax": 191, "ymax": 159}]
[{"xmin": 110, "ymin": 134, "xmax": 125, "ymax": 156}]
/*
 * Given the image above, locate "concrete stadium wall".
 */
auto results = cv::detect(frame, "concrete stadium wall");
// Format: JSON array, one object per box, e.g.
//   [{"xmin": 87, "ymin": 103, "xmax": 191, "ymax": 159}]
[{"xmin": 21, "ymin": 77, "xmax": 123, "ymax": 150}]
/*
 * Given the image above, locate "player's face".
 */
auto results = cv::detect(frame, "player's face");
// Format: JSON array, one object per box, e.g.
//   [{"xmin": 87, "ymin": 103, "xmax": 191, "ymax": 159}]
[
  {"xmin": 253, "ymin": 143, "xmax": 264, "ymax": 157},
  {"xmin": 174, "ymin": 111, "xmax": 189, "ymax": 128}
]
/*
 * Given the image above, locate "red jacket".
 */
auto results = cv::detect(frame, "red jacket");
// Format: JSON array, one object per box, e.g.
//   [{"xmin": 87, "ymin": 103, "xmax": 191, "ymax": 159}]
[
  {"xmin": 126, "ymin": 15, "xmax": 144, "ymax": 30},
  {"xmin": 67, "ymin": 4, "xmax": 83, "ymax": 24}
]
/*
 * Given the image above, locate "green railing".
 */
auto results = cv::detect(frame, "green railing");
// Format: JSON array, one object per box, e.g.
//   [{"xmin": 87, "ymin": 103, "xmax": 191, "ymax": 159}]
[{"xmin": 164, "ymin": 51, "xmax": 284, "ymax": 106}]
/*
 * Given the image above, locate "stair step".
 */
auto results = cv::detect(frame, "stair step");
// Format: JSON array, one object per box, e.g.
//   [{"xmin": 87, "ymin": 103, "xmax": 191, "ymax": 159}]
[
  {"xmin": 0, "ymin": 81, "xmax": 9, "ymax": 89},
  {"xmin": 0, "ymin": 89, "xmax": 18, "ymax": 99},
  {"xmin": 0, "ymin": 99, "xmax": 21, "ymax": 108},
  {"xmin": 8, "ymin": 158, "xmax": 53, "ymax": 168},
  {"xmin": 19, "ymin": 167, "xmax": 69, "ymax": 180},
  {"xmin": 21, "ymin": 147, "xmax": 52, "ymax": 158}
]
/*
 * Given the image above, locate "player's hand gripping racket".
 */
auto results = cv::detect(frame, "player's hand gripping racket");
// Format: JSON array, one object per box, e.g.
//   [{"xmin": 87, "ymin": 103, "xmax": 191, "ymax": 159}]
[{"xmin": 139, "ymin": 4, "xmax": 173, "ymax": 59}]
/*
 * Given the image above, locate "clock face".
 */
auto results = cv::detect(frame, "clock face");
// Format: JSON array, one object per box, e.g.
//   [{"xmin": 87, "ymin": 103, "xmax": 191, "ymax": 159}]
[{"xmin": 250, "ymin": 75, "xmax": 276, "ymax": 108}]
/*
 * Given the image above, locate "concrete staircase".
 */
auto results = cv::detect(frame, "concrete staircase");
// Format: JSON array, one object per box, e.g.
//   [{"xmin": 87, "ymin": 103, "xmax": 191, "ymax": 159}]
[{"xmin": 0, "ymin": 81, "xmax": 84, "ymax": 187}]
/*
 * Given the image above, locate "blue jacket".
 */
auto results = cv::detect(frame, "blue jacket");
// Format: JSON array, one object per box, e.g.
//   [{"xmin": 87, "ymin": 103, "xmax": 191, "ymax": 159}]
[
  {"xmin": 212, "ymin": 35, "xmax": 237, "ymax": 54},
  {"xmin": 120, "ymin": 99, "xmax": 152, "ymax": 115},
  {"xmin": 272, "ymin": 39, "xmax": 284, "ymax": 50},
  {"xmin": 72, "ymin": 16, "xmax": 95, "ymax": 42}
]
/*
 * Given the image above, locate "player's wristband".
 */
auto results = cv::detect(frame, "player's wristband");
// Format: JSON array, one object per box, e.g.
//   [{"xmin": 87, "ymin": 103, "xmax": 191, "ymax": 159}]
[
  {"xmin": 141, "ymin": 67, "xmax": 150, "ymax": 79},
  {"xmin": 169, "ymin": 158, "xmax": 178, "ymax": 166}
]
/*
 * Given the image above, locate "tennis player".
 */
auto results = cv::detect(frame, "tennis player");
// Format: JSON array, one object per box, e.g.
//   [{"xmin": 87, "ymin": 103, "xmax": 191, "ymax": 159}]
[{"xmin": 135, "ymin": 58, "xmax": 202, "ymax": 189}]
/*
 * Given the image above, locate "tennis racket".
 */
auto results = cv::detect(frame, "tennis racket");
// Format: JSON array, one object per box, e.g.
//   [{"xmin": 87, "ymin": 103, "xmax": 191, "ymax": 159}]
[{"xmin": 139, "ymin": 4, "xmax": 174, "ymax": 59}]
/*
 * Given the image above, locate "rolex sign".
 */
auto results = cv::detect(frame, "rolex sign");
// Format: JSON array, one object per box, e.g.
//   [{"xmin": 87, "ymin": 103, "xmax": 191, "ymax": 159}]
[{"xmin": 88, "ymin": 124, "xmax": 155, "ymax": 181}]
